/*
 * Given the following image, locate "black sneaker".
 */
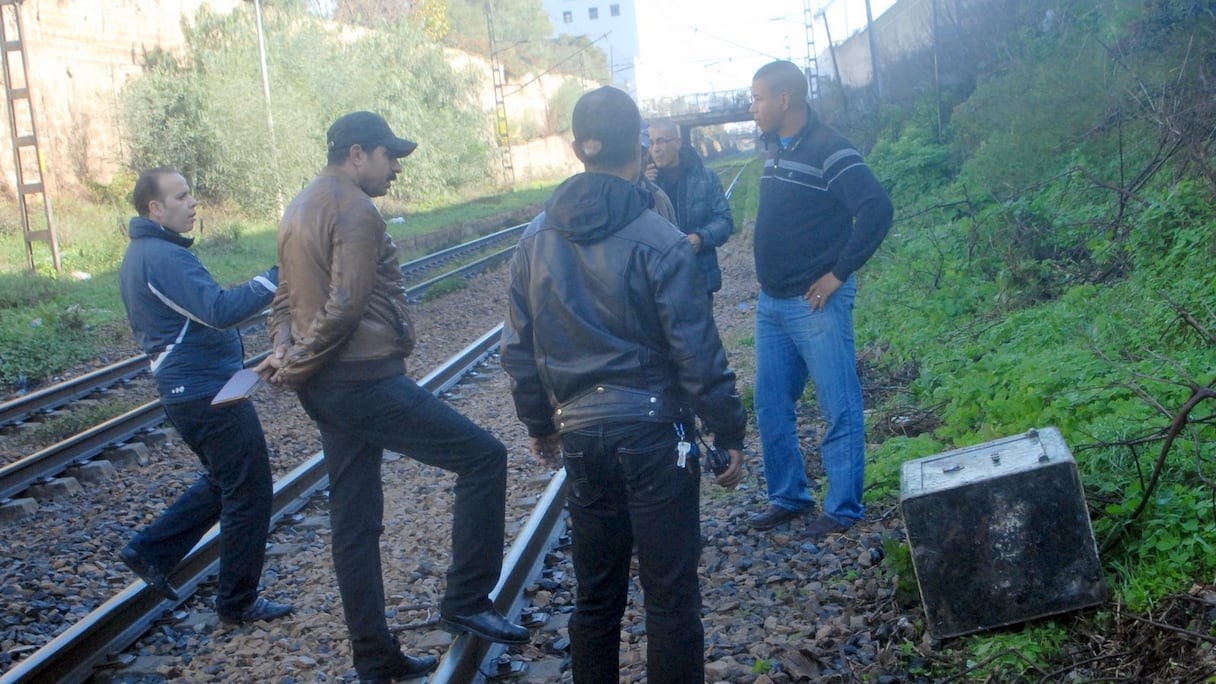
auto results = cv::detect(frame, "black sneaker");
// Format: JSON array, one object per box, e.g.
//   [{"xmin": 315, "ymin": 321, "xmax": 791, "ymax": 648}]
[
  {"xmin": 219, "ymin": 597, "xmax": 294, "ymax": 625},
  {"xmin": 118, "ymin": 546, "xmax": 179, "ymax": 601}
]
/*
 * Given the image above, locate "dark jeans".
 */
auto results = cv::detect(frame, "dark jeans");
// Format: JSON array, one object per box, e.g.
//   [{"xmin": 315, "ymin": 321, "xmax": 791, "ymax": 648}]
[
  {"xmin": 562, "ymin": 421, "xmax": 704, "ymax": 684},
  {"xmin": 297, "ymin": 373, "xmax": 508, "ymax": 679},
  {"xmin": 129, "ymin": 397, "xmax": 272, "ymax": 617}
]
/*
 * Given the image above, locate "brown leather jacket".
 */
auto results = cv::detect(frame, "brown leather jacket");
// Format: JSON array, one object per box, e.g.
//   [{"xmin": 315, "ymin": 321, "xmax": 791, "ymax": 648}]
[{"xmin": 268, "ymin": 168, "xmax": 415, "ymax": 389}]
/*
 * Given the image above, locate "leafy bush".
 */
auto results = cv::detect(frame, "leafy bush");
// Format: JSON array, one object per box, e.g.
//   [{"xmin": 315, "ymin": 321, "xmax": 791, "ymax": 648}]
[
  {"xmin": 868, "ymin": 125, "xmax": 954, "ymax": 202},
  {"xmin": 123, "ymin": 4, "xmax": 494, "ymax": 215}
]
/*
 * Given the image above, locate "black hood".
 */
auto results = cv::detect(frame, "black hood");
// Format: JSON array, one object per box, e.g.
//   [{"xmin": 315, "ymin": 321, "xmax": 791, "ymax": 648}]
[{"xmin": 543, "ymin": 172, "xmax": 653, "ymax": 244}]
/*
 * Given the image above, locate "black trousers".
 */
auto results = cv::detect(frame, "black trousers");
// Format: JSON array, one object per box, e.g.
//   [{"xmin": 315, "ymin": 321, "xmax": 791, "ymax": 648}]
[
  {"xmin": 131, "ymin": 397, "xmax": 273, "ymax": 618},
  {"xmin": 561, "ymin": 421, "xmax": 705, "ymax": 684},
  {"xmin": 298, "ymin": 373, "xmax": 508, "ymax": 679}
]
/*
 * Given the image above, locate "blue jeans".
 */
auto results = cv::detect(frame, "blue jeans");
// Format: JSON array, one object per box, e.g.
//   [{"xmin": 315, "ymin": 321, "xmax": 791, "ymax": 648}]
[
  {"xmin": 130, "ymin": 397, "xmax": 273, "ymax": 617},
  {"xmin": 754, "ymin": 278, "xmax": 866, "ymax": 524},
  {"xmin": 297, "ymin": 373, "xmax": 508, "ymax": 680},
  {"xmin": 561, "ymin": 421, "xmax": 704, "ymax": 684}
]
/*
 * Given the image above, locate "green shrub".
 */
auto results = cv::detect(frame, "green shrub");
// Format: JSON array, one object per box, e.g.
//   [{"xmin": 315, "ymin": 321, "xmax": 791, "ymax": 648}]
[{"xmin": 122, "ymin": 4, "xmax": 494, "ymax": 215}]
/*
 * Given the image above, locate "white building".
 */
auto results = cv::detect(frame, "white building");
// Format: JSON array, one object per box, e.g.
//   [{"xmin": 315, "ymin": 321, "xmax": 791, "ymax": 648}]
[{"xmin": 542, "ymin": 0, "xmax": 640, "ymax": 97}]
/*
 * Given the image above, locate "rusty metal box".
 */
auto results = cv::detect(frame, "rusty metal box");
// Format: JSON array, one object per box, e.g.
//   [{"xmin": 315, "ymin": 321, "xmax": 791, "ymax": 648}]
[{"xmin": 899, "ymin": 427, "xmax": 1106, "ymax": 639}]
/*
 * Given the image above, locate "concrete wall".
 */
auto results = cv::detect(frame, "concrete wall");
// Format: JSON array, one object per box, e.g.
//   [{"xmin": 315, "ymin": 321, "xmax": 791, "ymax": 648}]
[
  {"xmin": 821, "ymin": 0, "xmax": 996, "ymax": 89},
  {"xmin": 1, "ymin": 0, "xmax": 240, "ymax": 196}
]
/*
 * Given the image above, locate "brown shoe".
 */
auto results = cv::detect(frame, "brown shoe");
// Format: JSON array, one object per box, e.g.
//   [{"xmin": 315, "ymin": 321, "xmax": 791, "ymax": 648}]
[
  {"xmin": 747, "ymin": 505, "xmax": 808, "ymax": 531},
  {"xmin": 801, "ymin": 515, "xmax": 850, "ymax": 540}
]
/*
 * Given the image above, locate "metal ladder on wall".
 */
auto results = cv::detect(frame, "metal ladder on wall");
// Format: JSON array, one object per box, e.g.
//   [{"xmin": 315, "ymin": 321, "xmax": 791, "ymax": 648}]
[
  {"xmin": 0, "ymin": 0, "xmax": 60, "ymax": 273},
  {"xmin": 485, "ymin": 2, "xmax": 515, "ymax": 188}
]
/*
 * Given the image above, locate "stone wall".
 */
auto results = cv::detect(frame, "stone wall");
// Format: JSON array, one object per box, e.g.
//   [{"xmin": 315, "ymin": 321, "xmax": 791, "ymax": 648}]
[{"xmin": 1, "ymin": 0, "xmax": 240, "ymax": 196}]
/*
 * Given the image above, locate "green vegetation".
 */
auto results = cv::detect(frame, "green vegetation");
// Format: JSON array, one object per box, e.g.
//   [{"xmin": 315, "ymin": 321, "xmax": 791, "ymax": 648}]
[
  {"xmin": 827, "ymin": 0, "xmax": 1216, "ymax": 677},
  {"xmin": 420, "ymin": 277, "xmax": 470, "ymax": 302},
  {"xmin": 398, "ymin": 184, "xmax": 553, "ymax": 238},
  {"xmin": 1, "ymin": 0, "xmax": 590, "ymax": 388},
  {"xmin": 123, "ymin": 4, "xmax": 493, "ymax": 215}
]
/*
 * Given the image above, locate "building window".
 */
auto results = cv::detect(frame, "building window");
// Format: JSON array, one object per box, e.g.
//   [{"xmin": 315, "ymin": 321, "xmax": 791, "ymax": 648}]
[
  {"xmin": 588, "ymin": 7, "xmax": 598, "ymax": 19},
  {"xmin": 610, "ymin": 4, "xmax": 620, "ymax": 16},
  {"xmin": 562, "ymin": 10, "xmax": 572, "ymax": 23}
]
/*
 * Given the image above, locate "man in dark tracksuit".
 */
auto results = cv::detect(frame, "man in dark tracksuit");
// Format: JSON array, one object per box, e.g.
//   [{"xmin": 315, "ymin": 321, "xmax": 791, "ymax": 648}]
[
  {"xmin": 118, "ymin": 167, "xmax": 292, "ymax": 625},
  {"xmin": 647, "ymin": 120, "xmax": 735, "ymax": 295},
  {"xmin": 502, "ymin": 86, "xmax": 746, "ymax": 684}
]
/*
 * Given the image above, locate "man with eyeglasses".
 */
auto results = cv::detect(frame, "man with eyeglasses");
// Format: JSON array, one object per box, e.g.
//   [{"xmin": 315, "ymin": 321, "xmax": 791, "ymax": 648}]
[{"xmin": 646, "ymin": 120, "xmax": 735, "ymax": 296}]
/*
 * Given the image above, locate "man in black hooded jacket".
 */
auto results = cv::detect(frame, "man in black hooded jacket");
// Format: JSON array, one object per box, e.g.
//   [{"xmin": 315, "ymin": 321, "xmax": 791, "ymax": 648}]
[{"xmin": 502, "ymin": 86, "xmax": 746, "ymax": 684}]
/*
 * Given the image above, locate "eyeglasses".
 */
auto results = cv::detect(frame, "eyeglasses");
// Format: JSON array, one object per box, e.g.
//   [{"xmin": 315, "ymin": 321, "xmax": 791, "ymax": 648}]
[{"xmin": 651, "ymin": 136, "xmax": 679, "ymax": 146}]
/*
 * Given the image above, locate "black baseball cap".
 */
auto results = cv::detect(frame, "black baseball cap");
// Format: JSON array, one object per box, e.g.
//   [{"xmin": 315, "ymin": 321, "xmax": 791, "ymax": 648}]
[{"xmin": 326, "ymin": 111, "xmax": 418, "ymax": 158}]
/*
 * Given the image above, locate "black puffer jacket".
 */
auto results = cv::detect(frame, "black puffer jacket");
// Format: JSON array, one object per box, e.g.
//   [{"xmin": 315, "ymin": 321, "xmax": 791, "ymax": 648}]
[
  {"xmin": 501, "ymin": 172, "xmax": 746, "ymax": 451},
  {"xmin": 653, "ymin": 146, "xmax": 734, "ymax": 293}
]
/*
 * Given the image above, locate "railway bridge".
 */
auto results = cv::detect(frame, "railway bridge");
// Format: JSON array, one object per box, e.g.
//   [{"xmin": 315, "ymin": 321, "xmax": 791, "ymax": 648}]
[{"xmin": 641, "ymin": 87, "xmax": 755, "ymax": 147}]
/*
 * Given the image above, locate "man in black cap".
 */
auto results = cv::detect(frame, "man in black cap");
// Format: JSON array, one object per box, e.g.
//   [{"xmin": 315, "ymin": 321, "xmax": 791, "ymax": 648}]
[{"xmin": 258, "ymin": 111, "xmax": 528, "ymax": 683}]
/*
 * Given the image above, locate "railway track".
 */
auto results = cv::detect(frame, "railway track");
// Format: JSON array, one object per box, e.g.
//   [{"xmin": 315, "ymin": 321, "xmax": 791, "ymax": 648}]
[
  {"xmin": 0, "ymin": 325, "xmax": 570, "ymax": 684},
  {"xmin": 397, "ymin": 223, "xmax": 526, "ymax": 285},
  {"xmin": 0, "ymin": 228, "xmax": 531, "ymax": 510}
]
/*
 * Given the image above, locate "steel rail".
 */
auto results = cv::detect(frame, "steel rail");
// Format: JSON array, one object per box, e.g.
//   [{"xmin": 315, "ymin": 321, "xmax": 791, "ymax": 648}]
[
  {"xmin": 398, "ymin": 222, "xmax": 526, "ymax": 281},
  {"xmin": 431, "ymin": 469, "xmax": 568, "ymax": 684},
  {"xmin": 0, "ymin": 314, "xmax": 268, "ymax": 430},
  {"xmin": 0, "ymin": 349, "xmax": 271, "ymax": 505},
  {"xmin": 407, "ymin": 246, "xmax": 517, "ymax": 302},
  {"xmin": 0, "ymin": 357, "xmax": 147, "ymax": 429},
  {"xmin": 0, "ymin": 401, "xmax": 164, "ymax": 502},
  {"xmin": 0, "ymin": 326, "xmax": 516, "ymax": 684},
  {"xmin": 722, "ymin": 157, "xmax": 753, "ymax": 200}
]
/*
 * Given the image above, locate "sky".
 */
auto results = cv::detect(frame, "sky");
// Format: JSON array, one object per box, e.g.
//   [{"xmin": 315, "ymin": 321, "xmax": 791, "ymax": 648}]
[{"xmin": 634, "ymin": 0, "xmax": 898, "ymax": 100}]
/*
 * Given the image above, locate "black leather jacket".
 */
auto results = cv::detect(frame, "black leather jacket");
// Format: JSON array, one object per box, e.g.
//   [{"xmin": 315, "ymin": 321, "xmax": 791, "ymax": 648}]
[{"xmin": 501, "ymin": 172, "xmax": 747, "ymax": 451}]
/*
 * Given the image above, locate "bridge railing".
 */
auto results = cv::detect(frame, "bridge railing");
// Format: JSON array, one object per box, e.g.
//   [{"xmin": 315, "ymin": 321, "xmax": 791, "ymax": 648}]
[{"xmin": 641, "ymin": 87, "xmax": 752, "ymax": 119}]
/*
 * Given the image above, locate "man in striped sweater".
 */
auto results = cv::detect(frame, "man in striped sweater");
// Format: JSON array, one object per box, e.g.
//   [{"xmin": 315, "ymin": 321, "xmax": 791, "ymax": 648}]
[{"xmin": 746, "ymin": 60, "xmax": 894, "ymax": 540}]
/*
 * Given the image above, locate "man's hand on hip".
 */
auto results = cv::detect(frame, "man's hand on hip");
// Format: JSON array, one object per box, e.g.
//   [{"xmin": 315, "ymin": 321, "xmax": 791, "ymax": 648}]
[{"xmin": 805, "ymin": 272, "xmax": 843, "ymax": 312}]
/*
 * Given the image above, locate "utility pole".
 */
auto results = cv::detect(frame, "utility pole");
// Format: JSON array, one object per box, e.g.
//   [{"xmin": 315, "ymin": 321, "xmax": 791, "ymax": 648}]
[
  {"xmin": 815, "ymin": 5, "xmax": 847, "ymax": 113},
  {"xmin": 931, "ymin": 0, "xmax": 944, "ymax": 141},
  {"xmin": 864, "ymin": 0, "xmax": 883, "ymax": 99},
  {"xmin": 250, "ymin": 0, "xmax": 284, "ymax": 216},
  {"xmin": 485, "ymin": 1, "xmax": 514, "ymax": 188}
]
